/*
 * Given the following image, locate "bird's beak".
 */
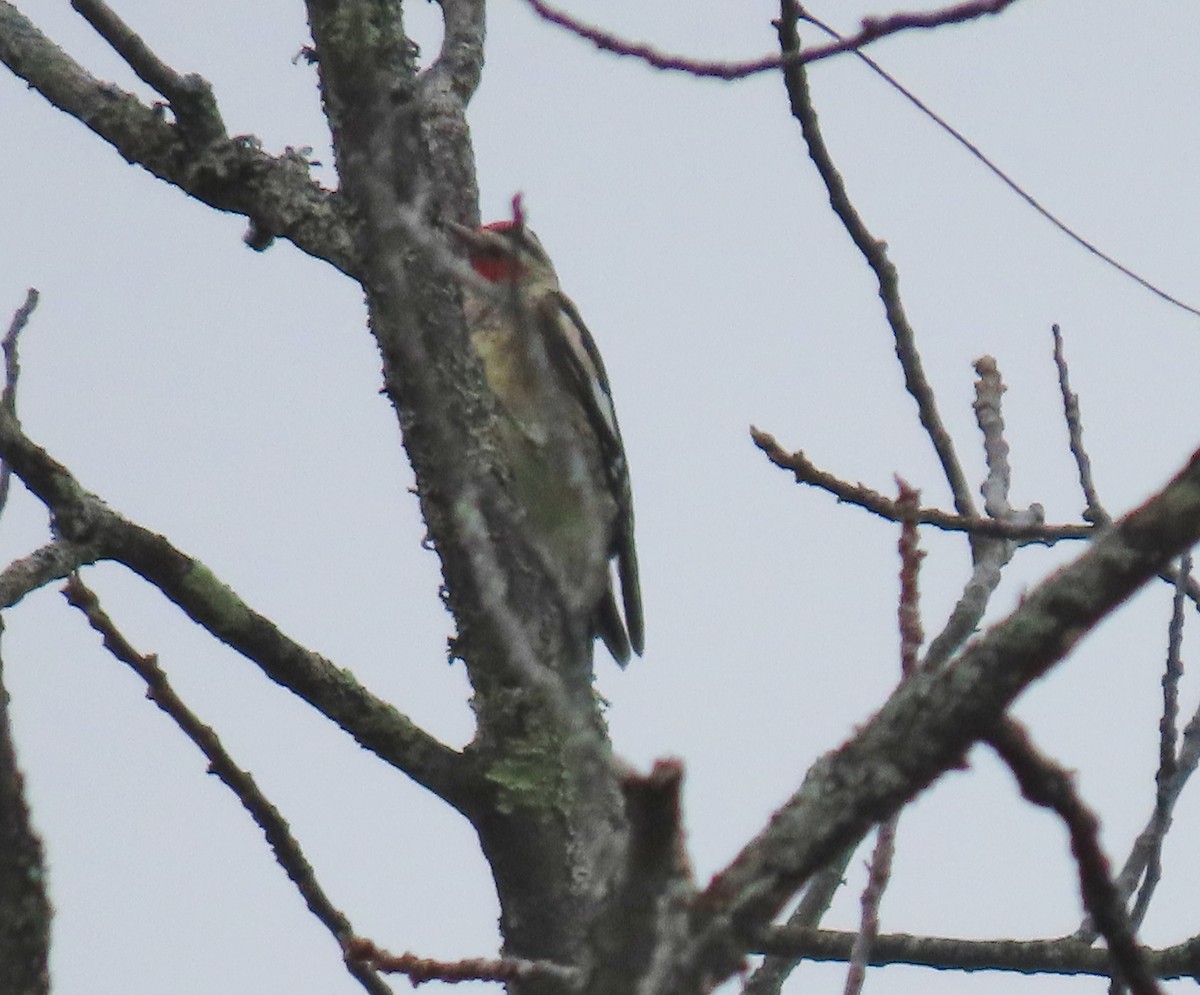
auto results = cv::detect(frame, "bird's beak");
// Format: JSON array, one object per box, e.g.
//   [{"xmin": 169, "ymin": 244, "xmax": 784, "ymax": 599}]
[
  {"xmin": 444, "ymin": 220, "xmax": 474, "ymax": 240},
  {"xmin": 445, "ymin": 220, "xmax": 491, "ymax": 251}
]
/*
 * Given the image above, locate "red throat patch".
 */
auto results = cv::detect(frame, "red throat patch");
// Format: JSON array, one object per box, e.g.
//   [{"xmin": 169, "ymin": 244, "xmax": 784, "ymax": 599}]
[
  {"xmin": 469, "ymin": 251, "xmax": 523, "ymax": 284},
  {"xmin": 468, "ymin": 221, "xmax": 525, "ymax": 283}
]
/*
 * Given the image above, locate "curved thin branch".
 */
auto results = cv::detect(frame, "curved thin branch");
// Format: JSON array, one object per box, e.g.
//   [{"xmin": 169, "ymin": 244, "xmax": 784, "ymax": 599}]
[
  {"xmin": 62, "ymin": 576, "xmax": 394, "ymax": 995},
  {"xmin": 518, "ymin": 0, "xmax": 1019, "ymax": 80}
]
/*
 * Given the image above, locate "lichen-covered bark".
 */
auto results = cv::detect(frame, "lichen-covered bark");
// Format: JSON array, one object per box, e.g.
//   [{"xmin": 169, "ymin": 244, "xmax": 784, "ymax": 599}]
[
  {"xmin": 302, "ymin": 0, "xmax": 630, "ymax": 982},
  {"xmin": 0, "ymin": 631, "xmax": 51, "ymax": 995}
]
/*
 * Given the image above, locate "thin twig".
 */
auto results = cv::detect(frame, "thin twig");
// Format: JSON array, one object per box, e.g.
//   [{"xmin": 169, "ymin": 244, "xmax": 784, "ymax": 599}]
[
  {"xmin": 0, "ymin": 289, "xmax": 38, "ymax": 515},
  {"xmin": 1052, "ymin": 324, "xmax": 1110, "ymax": 525},
  {"xmin": 750, "ymin": 427, "xmax": 1088, "ymax": 543},
  {"xmin": 774, "ymin": 4, "xmax": 980, "ymax": 553},
  {"xmin": 346, "ymin": 938, "xmax": 577, "ymax": 988},
  {"xmin": 1127, "ymin": 553, "xmax": 1190, "ymax": 931},
  {"xmin": 520, "ymin": 0, "xmax": 1018, "ymax": 79},
  {"xmin": 988, "ymin": 719, "xmax": 1161, "ymax": 995},
  {"xmin": 844, "ymin": 485, "xmax": 924, "ymax": 993},
  {"xmin": 0, "ymin": 376, "xmax": 473, "ymax": 804},
  {"xmin": 1088, "ymin": 650, "xmax": 1200, "ymax": 945},
  {"xmin": 896, "ymin": 481, "xmax": 925, "ymax": 675},
  {"xmin": 685, "ymin": 443, "xmax": 1200, "ymax": 992},
  {"xmin": 843, "ymin": 819, "xmax": 897, "ymax": 995},
  {"xmin": 921, "ymin": 358, "xmax": 1031, "ymax": 669},
  {"xmin": 798, "ymin": 12, "xmax": 1200, "ymax": 321},
  {"xmin": 742, "ymin": 845, "xmax": 859, "ymax": 995},
  {"xmin": 755, "ymin": 925, "xmax": 1200, "ymax": 979},
  {"xmin": 61, "ymin": 575, "xmax": 394, "ymax": 995}
]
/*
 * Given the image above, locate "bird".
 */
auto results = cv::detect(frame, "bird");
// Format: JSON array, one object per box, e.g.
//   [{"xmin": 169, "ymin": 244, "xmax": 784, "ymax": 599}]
[{"xmin": 447, "ymin": 218, "xmax": 643, "ymax": 665}]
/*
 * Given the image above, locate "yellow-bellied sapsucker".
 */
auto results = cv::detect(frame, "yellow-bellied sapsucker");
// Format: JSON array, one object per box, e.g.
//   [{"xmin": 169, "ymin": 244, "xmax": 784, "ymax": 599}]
[{"xmin": 449, "ymin": 219, "xmax": 643, "ymax": 665}]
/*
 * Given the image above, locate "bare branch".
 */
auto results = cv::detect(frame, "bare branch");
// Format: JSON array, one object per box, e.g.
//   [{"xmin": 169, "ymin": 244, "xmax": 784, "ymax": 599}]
[
  {"xmin": 1124, "ymin": 552, "xmax": 1191, "ymax": 931},
  {"xmin": 584, "ymin": 761, "xmax": 695, "ymax": 995},
  {"xmin": 69, "ymin": 0, "xmax": 224, "ymax": 145},
  {"xmin": 669, "ymin": 443, "xmax": 1200, "ymax": 992},
  {"xmin": 1052, "ymin": 324, "xmax": 1110, "ymax": 525},
  {"xmin": 0, "ymin": 541, "xmax": 100, "ymax": 609},
  {"xmin": 755, "ymin": 926, "xmax": 1200, "ymax": 980},
  {"xmin": 0, "ymin": 398, "xmax": 478, "ymax": 812},
  {"xmin": 346, "ymin": 937, "xmax": 578, "ymax": 988},
  {"xmin": 844, "ymin": 489, "xmax": 922, "ymax": 994},
  {"xmin": 921, "ymin": 357, "xmax": 1035, "ymax": 669},
  {"xmin": 750, "ymin": 427, "xmax": 1088, "ymax": 543},
  {"xmin": 1, "ymin": 289, "xmax": 36, "ymax": 416},
  {"xmin": 742, "ymin": 845, "xmax": 859, "ymax": 995},
  {"xmin": 0, "ymin": 4, "xmax": 359, "ymax": 274},
  {"xmin": 988, "ymin": 719, "xmax": 1160, "ymax": 995},
  {"xmin": 1092, "ymin": 634, "xmax": 1200, "ymax": 946},
  {"xmin": 0, "ymin": 289, "xmax": 38, "ymax": 515},
  {"xmin": 61, "ymin": 575, "xmax": 393, "ymax": 995},
  {"xmin": 1082, "ymin": 552, "xmax": 1194, "ymax": 949},
  {"xmin": 518, "ymin": 0, "xmax": 1019, "ymax": 80},
  {"xmin": 796, "ymin": 14, "xmax": 1200, "ymax": 321},
  {"xmin": 843, "ymin": 819, "xmax": 897, "ymax": 995},
  {"xmin": 896, "ymin": 481, "xmax": 924, "ymax": 675},
  {"xmin": 774, "ymin": 7, "xmax": 980, "ymax": 550}
]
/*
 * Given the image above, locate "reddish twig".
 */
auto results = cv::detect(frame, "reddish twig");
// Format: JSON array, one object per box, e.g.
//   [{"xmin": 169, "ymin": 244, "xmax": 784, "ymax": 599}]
[
  {"xmin": 750, "ymin": 427, "xmax": 1090, "ymax": 543},
  {"xmin": 988, "ymin": 719, "xmax": 1161, "ymax": 995},
  {"xmin": 345, "ymin": 938, "xmax": 576, "ymax": 988},
  {"xmin": 896, "ymin": 481, "xmax": 925, "ymax": 675},
  {"xmin": 843, "ymin": 818, "xmax": 897, "ymax": 995},
  {"xmin": 844, "ymin": 483, "xmax": 924, "ymax": 993},
  {"xmin": 520, "ymin": 0, "xmax": 1019, "ymax": 79},
  {"xmin": 61, "ymin": 575, "xmax": 393, "ymax": 995}
]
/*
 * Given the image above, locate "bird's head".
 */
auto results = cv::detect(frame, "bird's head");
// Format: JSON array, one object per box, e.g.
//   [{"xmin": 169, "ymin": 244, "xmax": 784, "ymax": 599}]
[{"xmin": 448, "ymin": 220, "xmax": 560, "ymax": 292}]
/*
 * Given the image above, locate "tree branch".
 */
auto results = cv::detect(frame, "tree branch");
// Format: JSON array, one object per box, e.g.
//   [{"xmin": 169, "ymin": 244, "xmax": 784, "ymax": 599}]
[
  {"xmin": 774, "ymin": 5, "xmax": 980, "ymax": 552},
  {"xmin": 517, "ymin": 0, "xmax": 1019, "ymax": 80},
  {"xmin": 0, "ymin": 399, "xmax": 479, "ymax": 814},
  {"xmin": 755, "ymin": 927, "xmax": 1200, "ymax": 981},
  {"xmin": 0, "ymin": 541, "xmax": 100, "ymax": 609},
  {"xmin": 0, "ymin": 3, "xmax": 360, "ymax": 274},
  {"xmin": 666, "ymin": 444, "xmax": 1200, "ymax": 993},
  {"xmin": 750, "ymin": 427, "xmax": 1088, "ymax": 543},
  {"xmin": 988, "ymin": 718, "xmax": 1160, "ymax": 995},
  {"xmin": 61, "ymin": 575, "xmax": 394, "ymax": 995},
  {"xmin": 794, "ymin": 14, "xmax": 1200, "ymax": 322}
]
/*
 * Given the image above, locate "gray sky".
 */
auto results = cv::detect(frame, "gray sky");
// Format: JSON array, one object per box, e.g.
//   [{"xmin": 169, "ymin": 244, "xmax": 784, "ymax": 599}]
[{"xmin": 5, "ymin": 1, "xmax": 1200, "ymax": 992}]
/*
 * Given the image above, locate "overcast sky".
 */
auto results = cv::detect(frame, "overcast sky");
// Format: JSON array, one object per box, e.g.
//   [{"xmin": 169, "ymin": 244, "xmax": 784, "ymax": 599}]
[{"xmin": 5, "ymin": 2, "xmax": 1200, "ymax": 993}]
